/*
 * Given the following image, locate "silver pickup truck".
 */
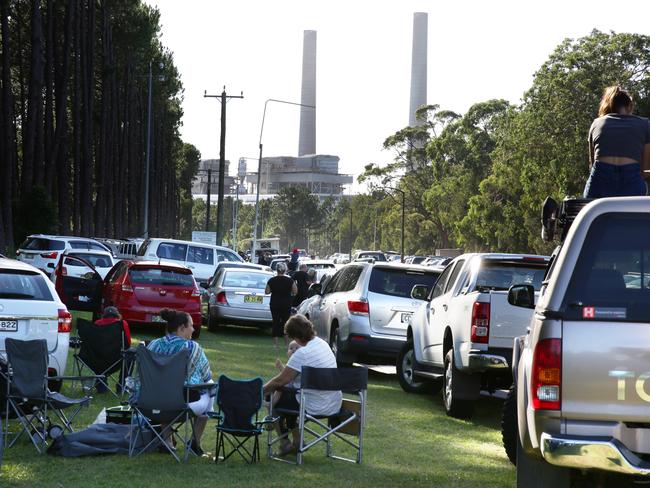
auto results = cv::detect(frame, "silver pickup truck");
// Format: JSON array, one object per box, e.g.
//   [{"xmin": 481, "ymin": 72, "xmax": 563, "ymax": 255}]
[{"xmin": 505, "ymin": 197, "xmax": 650, "ymax": 487}]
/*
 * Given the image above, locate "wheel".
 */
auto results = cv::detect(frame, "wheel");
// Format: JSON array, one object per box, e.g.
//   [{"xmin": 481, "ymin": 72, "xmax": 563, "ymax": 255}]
[
  {"xmin": 442, "ymin": 349, "xmax": 475, "ymax": 419},
  {"xmin": 501, "ymin": 385, "xmax": 518, "ymax": 465},
  {"xmin": 330, "ymin": 325, "xmax": 352, "ymax": 367},
  {"xmin": 207, "ymin": 307, "xmax": 220, "ymax": 332},
  {"xmin": 191, "ymin": 326, "xmax": 201, "ymax": 340},
  {"xmin": 516, "ymin": 431, "xmax": 571, "ymax": 487},
  {"xmin": 396, "ymin": 339, "xmax": 427, "ymax": 393}
]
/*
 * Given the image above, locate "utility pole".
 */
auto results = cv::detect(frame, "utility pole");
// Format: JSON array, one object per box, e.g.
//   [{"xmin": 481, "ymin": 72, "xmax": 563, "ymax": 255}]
[{"xmin": 204, "ymin": 87, "xmax": 243, "ymax": 245}]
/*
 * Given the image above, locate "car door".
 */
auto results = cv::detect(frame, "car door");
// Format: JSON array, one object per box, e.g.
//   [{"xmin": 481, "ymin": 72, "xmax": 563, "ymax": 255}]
[
  {"xmin": 186, "ymin": 245, "xmax": 214, "ymax": 284},
  {"xmin": 54, "ymin": 255, "xmax": 103, "ymax": 313},
  {"xmin": 314, "ymin": 269, "xmax": 344, "ymax": 340}
]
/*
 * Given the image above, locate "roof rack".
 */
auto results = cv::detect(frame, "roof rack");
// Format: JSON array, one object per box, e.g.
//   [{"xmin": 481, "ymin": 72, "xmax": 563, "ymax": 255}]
[{"xmin": 541, "ymin": 197, "xmax": 594, "ymax": 243}]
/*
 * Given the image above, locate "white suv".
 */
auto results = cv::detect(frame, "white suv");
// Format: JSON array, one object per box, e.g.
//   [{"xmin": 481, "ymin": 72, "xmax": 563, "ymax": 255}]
[
  {"xmin": 0, "ymin": 258, "xmax": 72, "ymax": 390},
  {"xmin": 16, "ymin": 235, "xmax": 112, "ymax": 277}
]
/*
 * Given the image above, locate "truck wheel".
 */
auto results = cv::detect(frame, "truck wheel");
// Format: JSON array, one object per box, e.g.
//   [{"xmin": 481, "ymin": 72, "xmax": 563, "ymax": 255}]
[
  {"xmin": 397, "ymin": 339, "xmax": 427, "ymax": 393},
  {"xmin": 516, "ymin": 433, "xmax": 571, "ymax": 488},
  {"xmin": 443, "ymin": 349, "xmax": 475, "ymax": 419},
  {"xmin": 501, "ymin": 385, "xmax": 518, "ymax": 465}
]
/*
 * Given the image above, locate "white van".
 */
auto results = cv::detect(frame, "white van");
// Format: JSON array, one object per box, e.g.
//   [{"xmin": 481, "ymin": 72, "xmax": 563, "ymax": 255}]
[{"xmin": 136, "ymin": 238, "xmax": 243, "ymax": 284}]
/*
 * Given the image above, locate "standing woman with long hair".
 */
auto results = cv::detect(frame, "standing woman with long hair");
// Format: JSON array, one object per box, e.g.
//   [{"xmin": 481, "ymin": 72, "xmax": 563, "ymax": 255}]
[{"xmin": 583, "ymin": 86, "xmax": 650, "ymax": 198}]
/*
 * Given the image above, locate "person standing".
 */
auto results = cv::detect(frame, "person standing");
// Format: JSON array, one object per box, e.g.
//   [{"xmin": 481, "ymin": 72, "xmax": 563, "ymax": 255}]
[
  {"xmin": 292, "ymin": 263, "xmax": 312, "ymax": 307},
  {"xmin": 265, "ymin": 262, "xmax": 297, "ymax": 351},
  {"xmin": 584, "ymin": 86, "xmax": 650, "ymax": 198},
  {"xmin": 288, "ymin": 248, "xmax": 300, "ymax": 274}
]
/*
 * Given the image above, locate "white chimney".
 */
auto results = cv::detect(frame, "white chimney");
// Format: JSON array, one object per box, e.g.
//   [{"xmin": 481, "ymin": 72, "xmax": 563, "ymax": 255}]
[
  {"xmin": 298, "ymin": 30, "xmax": 317, "ymax": 156},
  {"xmin": 409, "ymin": 13, "xmax": 428, "ymax": 127}
]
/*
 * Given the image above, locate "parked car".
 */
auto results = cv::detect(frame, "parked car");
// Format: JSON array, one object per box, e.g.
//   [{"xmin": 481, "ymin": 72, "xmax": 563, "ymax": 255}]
[
  {"xmin": 352, "ymin": 251, "xmax": 387, "ymax": 263},
  {"xmin": 52, "ymin": 249, "xmax": 115, "ymax": 281},
  {"xmin": 399, "ymin": 253, "xmax": 549, "ymax": 419},
  {"xmin": 54, "ymin": 257, "xmax": 202, "ymax": 338},
  {"xmin": 135, "ymin": 238, "xmax": 243, "ymax": 284},
  {"xmin": 299, "ymin": 262, "xmax": 442, "ymax": 365},
  {"xmin": 0, "ymin": 258, "xmax": 72, "ymax": 391},
  {"xmin": 335, "ymin": 253, "xmax": 350, "ymax": 264},
  {"xmin": 505, "ymin": 197, "xmax": 650, "ymax": 487},
  {"xmin": 16, "ymin": 234, "xmax": 112, "ymax": 276},
  {"xmin": 204, "ymin": 267, "xmax": 274, "ymax": 331},
  {"xmin": 269, "ymin": 255, "xmax": 290, "ymax": 271},
  {"xmin": 405, "ymin": 256, "xmax": 426, "ymax": 265},
  {"xmin": 301, "ymin": 260, "xmax": 336, "ymax": 282},
  {"xmin": 93, "ymin": 237, "xmax": 140, "ymax": 260}
]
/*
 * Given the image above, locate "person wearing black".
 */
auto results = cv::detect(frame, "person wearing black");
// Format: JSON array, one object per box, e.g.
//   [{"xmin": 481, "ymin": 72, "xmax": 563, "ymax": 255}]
[
  {"xmin": 265, "ymin": 262, "xmax": 297, "ymax": 351},
  {"xmin": 292, "ymin": 263, "xmax": 312, "ymax": 307}
]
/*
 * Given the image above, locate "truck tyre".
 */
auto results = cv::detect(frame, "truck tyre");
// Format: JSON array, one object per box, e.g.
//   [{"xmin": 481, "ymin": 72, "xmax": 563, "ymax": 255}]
[
  {"xmin": 397, "ymin": 339, "xmax": 427, "ymax": 393},
  {"xmin": 501, "ymin": 385, "xmax": 518, "ymax": 465},
  {"xmin": 443, "ymin": 349, "xmax": 475, "ymax": 419},
  {"xmin": 516, "ymin": 433, "xmax": 571, "ymax": 488}
]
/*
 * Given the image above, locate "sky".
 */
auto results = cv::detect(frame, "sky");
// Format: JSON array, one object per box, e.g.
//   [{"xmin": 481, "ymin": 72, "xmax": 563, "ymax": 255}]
[{"xmin": 147, "ymin": 0, "xmax": 650, "ymax": 191}]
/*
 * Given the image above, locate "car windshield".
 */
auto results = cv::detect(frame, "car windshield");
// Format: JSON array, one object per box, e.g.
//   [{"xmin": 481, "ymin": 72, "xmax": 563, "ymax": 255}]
[
  {"xmin": 0, "ymin": 269, "xmax": 53, "ymax": 300},
  {"xmin": 20, "ymin": 237, "xmax": 65, "ymax": 251},
  {"xmin": 368, "ymin": 267, "xmax": 441, "ymax": 298},
  {"xmin": 222, "ymin": 271, "xmax": 271, "ymax": 289},
  {"xmin": 475, "ymin": 263, "xmax": 546, "ymax": 291},
  {"xmin": 68, "ymin": 253, "xmax": 112, "ymax": 267},
  {"xmin": 129, "ymin": 267, "xmax": 194, "ymax": 286}
]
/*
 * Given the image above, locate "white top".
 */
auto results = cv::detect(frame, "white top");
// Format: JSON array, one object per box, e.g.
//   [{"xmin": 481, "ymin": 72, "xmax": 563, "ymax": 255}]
[{"xmin": 286, "ymin": 336, "xmax": 342, "ymax": 416}]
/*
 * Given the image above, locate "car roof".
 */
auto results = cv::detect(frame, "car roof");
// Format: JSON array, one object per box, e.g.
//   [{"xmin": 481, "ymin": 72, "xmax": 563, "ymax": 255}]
[
  {"xmin": 64, "ymin": 249, "xmax": 113, "ymax": 256},
  {"xmin": 0, "ymin": 258, "xmax": 44, "ymax": 273},
  {"xmin": 373, "ymin": 262, "xmax": 441, "ymax": 273},
  {"xmin": 224, "ymin": 267, "xmax": 273, "ymax": 275},
  {"xmin": 127, "ymin": 260, "xmax": 192, "ymax": 272},
  {"xmin": 302, "ymin": 260, "xmax": 335, "ymax": 265}
]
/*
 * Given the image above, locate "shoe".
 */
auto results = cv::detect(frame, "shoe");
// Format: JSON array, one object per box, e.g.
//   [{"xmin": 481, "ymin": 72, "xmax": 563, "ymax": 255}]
[
  {"xmin": 190, "ymin": 440, "xmax": 204, "ymax": 456},
  {"xmin": 275, "ymin": 441, "xmax": 297, "ymax": 457}
]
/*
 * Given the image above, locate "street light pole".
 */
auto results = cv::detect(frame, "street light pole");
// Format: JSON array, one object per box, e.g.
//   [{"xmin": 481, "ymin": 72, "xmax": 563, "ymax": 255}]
[
  {"xmin": 251, "ymin": 99, "xmax": 315, "ymax": 263},
  {"xmin": 143, "ymin": 61, "xmax": 153, "ymax": 239}
]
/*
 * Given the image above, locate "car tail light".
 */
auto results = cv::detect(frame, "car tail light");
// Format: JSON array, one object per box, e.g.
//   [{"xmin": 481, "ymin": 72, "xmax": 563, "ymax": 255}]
[
  {"xmin": 471, "ymin": 302, "xmax": 490, "ymax": 343},
  {"xmin": 347, "ymin": 300, "xmax": 369, "ymax": 315},
  {"xmin": 41, "ymin": 251, "xmax": 59, "ymax": 259},
  {"xmin": 58, "ymin": 309, "xmax": 72, "ymax": 333},
  {"xmin": 191, "ymin": 287, "xmax": 201, "ymax": 297},
  {"xmin": 532, "ymin": 338, "xmax": 561, "ymax": 410},
  {"xmin": 121, "ymin": 284, "xmax": 133, "ymax": 292},
  {"xmin": 216, "ymin": 291, "xmax": 227, "ymax": 304},
  {"xmin": 61, "ymin": 266, "xmax": 68, "ymax": 276}
]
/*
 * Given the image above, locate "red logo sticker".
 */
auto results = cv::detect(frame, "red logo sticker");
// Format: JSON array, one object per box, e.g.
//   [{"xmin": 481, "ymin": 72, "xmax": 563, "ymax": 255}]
[{"xmin": 582, "ymin": 306, "xmax": 595, "ymax": 319}]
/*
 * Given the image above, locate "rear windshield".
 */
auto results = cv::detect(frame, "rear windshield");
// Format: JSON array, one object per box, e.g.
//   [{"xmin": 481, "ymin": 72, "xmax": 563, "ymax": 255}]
[
  {"xmin": 475, "ymin": 263, "xmax": 546, "ymax": 291},
  {"xmin": 222, "ymin": 271, "xmax": 270, "ymax": 289},
  {"xmin": 68, "ymin": 253, "xmax": 112, "ymax": 268},
  {"xmin": 562, "ymin": 213, "xmax": 650, "ymax": 322},
  {"xmin": 129, "ymin": 267, "xmax": 194, "ymax": 286},
  {"xmin": 20, "ymin": 237, "xmax": 65, "ymax": 251},
  {"xmin": 155, "ymin": 242, "xmax": 188, "ymax": 261},
  {"xmin": 368, "ymin": 267, "xmax": 441, "ymax": 298},
  {"xmin": 0, "ymin": 269, "xmax": 53, "ymax": 300}
]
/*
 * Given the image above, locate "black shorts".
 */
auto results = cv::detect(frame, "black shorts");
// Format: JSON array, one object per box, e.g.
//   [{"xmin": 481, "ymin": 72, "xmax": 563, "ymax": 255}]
[{"xmin": 271, "ymin": 307, "xmax": 291, "ymax": 337}]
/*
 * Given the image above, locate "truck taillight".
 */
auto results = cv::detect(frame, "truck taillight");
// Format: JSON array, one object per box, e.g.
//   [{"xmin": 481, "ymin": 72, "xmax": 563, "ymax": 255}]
[
  {"xmin": 471, "ymin": 302, "xmax": 490, "ymax": 343},
  {"xmin": 58, "ymin": 309, "xmax": 72, "ymax": 333},
  {"xmin": 216, "ymin": 291, "xmax": 227, "ymax": 304},
  {"xmin": 532, "ymin": 338, "xmax": 561, "ymax": 410},
  {"xmin": 347, "ymin": 300, "xmax": 369, "ymax": 315}
]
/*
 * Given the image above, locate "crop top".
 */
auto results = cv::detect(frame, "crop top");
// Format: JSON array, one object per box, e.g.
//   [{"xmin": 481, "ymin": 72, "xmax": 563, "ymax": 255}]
[{"xmin": 589, "ymin": 114, "xmax": 650, "ymax": 163}]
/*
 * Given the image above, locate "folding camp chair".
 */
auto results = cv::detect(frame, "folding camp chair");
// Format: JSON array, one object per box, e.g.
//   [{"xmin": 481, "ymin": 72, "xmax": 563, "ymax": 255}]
[
  {"xmin": 72, "ymin": 318, "xmax": 129, "ymax": 399},
  {"xmin": 128, "ymin": 345, "xmax": 196, "ymax": 463},
  {"xmin": 268, "ymin": 366, "xmax": 368, "ymax": 465},
  {"xmin": 213, "ymin": 375, "xmax": 275, "ymax": 464},
  {"xmin": 3, "ymin": 339, "xmax": 93, "ymax": 454}
]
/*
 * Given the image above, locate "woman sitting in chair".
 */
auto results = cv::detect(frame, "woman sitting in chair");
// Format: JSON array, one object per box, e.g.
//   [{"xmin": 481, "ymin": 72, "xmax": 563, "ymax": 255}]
[
  {"xmin": 263, "ymin": 314, "xmax": 342, "ymax": 456},
  {"xmin": 147, "ymin": 308, "xmax": 213, "ymax": 454}
]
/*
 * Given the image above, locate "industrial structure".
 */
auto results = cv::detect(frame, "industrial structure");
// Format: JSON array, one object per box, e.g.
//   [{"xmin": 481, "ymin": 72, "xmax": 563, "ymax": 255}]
[
  {"xmin": 409, "ymin": 12, "xmax": 428, "ymax": 127},
  {"xmin": 191, "ymin": 159, "xmax": 235, "ymax": 195}
]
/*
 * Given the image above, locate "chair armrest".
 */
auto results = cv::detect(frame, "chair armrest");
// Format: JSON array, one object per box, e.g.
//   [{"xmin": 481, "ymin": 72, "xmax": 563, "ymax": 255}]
[
  {"xmin": 205, "ymin": 411, "xmax": 223, "ymax": 420},
  {"xmin": 49, "ymin": 375, "xmax": 103, "ymax": 382},
  {"xmin": 184, "ymin": 382, "xmax": 216, "ymax": 390},
  {"xmin": 257, "ymin": 415, "xmax": 279, "ymax": 425}
]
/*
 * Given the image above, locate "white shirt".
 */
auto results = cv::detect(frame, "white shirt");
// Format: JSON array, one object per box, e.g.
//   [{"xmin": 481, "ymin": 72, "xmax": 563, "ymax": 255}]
[{"xmin": 286, "ymin": 336, "xmax": 342, "ymax": 416}]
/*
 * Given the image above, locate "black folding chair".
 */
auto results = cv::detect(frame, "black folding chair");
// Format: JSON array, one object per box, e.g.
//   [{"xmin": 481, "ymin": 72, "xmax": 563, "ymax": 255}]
[
  {"xmin": 268, "ymin": 366, "xmax": 368, "ymax": 465},
  {"xmin": 128, "ymin": 345, "xmax": 195, "ymax": 463},
  {"xmin": 72, "ymin": 318, "xmax": 129, "ymax": 399},
  {"xmin": 3, "ymin": 339, "xmax": 93, "ymax": 454},
  {"xmin": 213, "ymin": 375, "xmax": 274, "ymax": 464}
]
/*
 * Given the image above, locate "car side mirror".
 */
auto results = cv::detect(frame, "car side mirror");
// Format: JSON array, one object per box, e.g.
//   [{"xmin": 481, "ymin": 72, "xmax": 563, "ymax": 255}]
[
  {"xmin": 508, "ymin": 284, "xmax": 535, "ymax": 309},
  {"xmin": 411, "ymin": 284, "xmax": 430, "ymax": 301}
]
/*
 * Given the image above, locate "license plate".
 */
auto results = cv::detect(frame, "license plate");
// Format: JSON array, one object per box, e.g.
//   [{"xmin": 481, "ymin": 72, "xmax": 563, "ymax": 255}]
[
  {"xmin": 244, "ymin": 295, "xmax": 263, "ymax": 304},
  {"xmin": 151, "ymin": 315, "xmax": 165, "ymax": 323},
  {"xmin": 0, "ymin": 320, "xmax": 18, "ymax": 332},
  {"xmin": 23, "ymin": 254, "xmax": 34, "ymax": 259},
  {"xmin": 401, "ymin": 313, "xmax": 412, "ymax": 323}
]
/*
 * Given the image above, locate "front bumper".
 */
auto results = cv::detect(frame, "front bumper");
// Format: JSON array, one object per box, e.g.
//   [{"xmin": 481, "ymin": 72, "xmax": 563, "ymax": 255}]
[{"xmin": 541, "ymin": 433, "xmax": 650, "ymax": 476}]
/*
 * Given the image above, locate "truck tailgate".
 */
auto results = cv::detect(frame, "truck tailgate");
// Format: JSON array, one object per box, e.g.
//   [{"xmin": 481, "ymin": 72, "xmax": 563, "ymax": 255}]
[
  {"xmin": 488, "ymin": 291, "xmax": 536, "ymax": 349},
  {"xmin": 563, "ymin": 320, "xmax": 650, "ymax": 422}
]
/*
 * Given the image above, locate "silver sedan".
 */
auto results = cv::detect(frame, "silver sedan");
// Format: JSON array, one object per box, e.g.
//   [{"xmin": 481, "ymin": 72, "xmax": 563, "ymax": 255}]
[{"xmin": 206, "ymin": 268, "xmax": 274, "ymax": 331}]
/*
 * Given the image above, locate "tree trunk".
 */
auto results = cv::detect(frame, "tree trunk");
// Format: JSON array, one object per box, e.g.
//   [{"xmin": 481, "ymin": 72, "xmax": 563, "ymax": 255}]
[{"xmin": 43, "ymin": 0, "xmax": 55, "ymax": 196}]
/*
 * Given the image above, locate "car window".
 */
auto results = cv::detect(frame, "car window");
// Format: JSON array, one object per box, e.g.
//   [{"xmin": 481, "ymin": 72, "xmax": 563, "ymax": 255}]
[
  {"xmin": 136, "ymin": 239, "xmax": 150, "ymax": 257},
  {"xmin": 222, "ymin": 271, "xmax": 270, "ymax": 289},
  {"xmin": 475, "ymin": 263, "xmax": 546, "ymax": 291},
  {"xmin": 0, "ymin": 269, "xmax": 53, "ymax": 300},
  {"xmin": 129, "ymin": 267, "xmax": 194, "ymax": 286},
  {"xmin": 323, "ymin": 270, "xmax": 343, "ymax": 294},
  {"xmin": 430, "ymin": 263, "xmax": 454, "ymax": 299},
  {"xmin": 68, "ymin": 253, "xmax": 112, "ymax": 268},
  {"xmin": 187, "ymin": 246, "xmax": 214, "ymax": 265},
  {"xmin": 444, "ymin": 260, "xmax": 465, "ymax": 294},
  {"xmin": 562, "ymin": 213, "xmax": 650, "ymax": 322},
  {"xmin": 21, "ymin": 237, "xmax": 65, "ymax": 251},
  {"xmin": 369, "ymin": 267, "xmax": 441, "ymax": 298},
  {"xmin": 106, "ymin": 261, "xmax": 127, "ymax": 283},
  {"xmin": 217, "ymin": 249, "xmax": 241, "ymax": 262},
  {"xmin": 335, "ymin": 266, "xmax": 363, "ymax": 292},
  {"xmin": 156, "ymin": 242, "xmax": 188, "ymax": 261}
]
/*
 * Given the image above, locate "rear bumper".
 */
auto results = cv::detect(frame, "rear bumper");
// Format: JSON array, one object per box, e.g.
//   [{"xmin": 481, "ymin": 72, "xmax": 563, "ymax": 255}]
[
  {"xmin": 121, "ymin": 307, "xmax": 202, "ymax": 330},
  {"xmin": 541, "ymin": 433, "xmax": 650, "ymax": 476},
  {"xmin": 460, "ymin": 346, "xmax": 512, "ymax": 372},
  {"xmin": 212, "ymin": 304, "xmax": 272, "ymax": 324},
  {"xmin": 340, "ymin": 333, "xmax": 405, "ymax": 359}
]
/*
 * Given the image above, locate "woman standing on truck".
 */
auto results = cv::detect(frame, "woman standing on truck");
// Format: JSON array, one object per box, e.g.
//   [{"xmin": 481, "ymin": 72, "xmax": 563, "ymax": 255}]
[{"xmin": 583, "ymin": 86, "xmax": 650, "ymax": 198}]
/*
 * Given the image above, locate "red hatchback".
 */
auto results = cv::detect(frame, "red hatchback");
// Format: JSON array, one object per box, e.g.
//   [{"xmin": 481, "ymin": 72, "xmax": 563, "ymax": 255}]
[{"xmin": 54, "ymin": 257, "xmax": 202, "ymax": 337}]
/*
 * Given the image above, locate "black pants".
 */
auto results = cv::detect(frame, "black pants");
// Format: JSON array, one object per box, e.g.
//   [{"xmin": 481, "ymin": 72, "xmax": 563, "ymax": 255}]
[
  {"xmin": 271, "ymin": 307, "xmax": 291, "ymax": 338},
  {"xmin": 275, "ymin": 389, "xmax": 300, "ymax": 431}
]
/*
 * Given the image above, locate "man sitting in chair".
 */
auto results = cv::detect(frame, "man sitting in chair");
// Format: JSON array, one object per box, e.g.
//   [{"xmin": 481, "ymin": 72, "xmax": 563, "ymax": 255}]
[{"xmin": 263, "ymin": 314, "xmax": 342, "ymax": 456}]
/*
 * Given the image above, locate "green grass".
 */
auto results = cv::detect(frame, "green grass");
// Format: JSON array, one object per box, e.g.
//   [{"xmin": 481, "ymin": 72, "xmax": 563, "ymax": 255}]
[{"xmin": 1, "ymin": 316, "xmax": 515, "ymax": 487}]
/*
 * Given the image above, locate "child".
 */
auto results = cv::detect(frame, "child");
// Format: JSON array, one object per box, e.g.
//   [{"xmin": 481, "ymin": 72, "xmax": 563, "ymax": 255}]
[{"xmin": 269, "ymin": 340, "xmax": 302, "ymax": 408}]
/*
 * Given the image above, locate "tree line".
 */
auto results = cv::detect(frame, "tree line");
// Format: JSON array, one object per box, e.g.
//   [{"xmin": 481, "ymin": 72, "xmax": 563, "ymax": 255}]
[{"xmin": 0, "ymin": 0, "xmax": 199, "ymax": 254}]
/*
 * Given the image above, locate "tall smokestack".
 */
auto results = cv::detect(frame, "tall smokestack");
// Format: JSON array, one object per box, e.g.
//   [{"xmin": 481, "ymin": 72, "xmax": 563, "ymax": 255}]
[
  {"xmin": 298, "ymin": 30, "xmax": 317, "ymax": 156},
  {"xmin": 409, "ymin": 13, "xmax": 428, "ymax": 127}
]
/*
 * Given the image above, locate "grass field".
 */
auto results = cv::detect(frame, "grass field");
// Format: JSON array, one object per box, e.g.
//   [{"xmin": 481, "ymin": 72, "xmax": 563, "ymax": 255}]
[{"xmin": 1, "ymin": 316, "xmax": 516, "ymax": 487}]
